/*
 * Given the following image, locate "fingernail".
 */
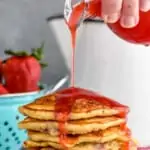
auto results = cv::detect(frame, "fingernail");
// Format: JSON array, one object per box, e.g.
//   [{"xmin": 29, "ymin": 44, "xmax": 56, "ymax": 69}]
[
  {"xmin": 102, "ymin": 13, "xmax": 120, "ymax": 23},
  {"xmin": 120, "ymin": 16, "xmax": 138, "ymax": 28},
  {"xmin": 140, "ymin": 1, "xmax": 150, "ymax": 12}
]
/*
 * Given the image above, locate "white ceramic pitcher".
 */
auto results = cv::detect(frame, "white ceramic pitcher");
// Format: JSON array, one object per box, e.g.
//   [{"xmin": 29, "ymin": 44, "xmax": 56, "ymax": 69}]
[{"xmin": 47, "ymin": 15, "xmax": 150, "ymax": 146}]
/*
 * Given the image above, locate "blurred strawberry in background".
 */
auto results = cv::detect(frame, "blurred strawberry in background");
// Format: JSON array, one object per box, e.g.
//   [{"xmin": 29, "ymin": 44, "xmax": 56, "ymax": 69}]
[{"xmin": 0, "ymin": 43, "xmax": 47, "ymax": 94}]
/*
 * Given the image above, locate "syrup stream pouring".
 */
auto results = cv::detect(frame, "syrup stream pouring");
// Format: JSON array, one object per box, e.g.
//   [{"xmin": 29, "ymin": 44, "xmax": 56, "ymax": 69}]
[{"xmin": 64, "ymin": 0, "xmax": 88, "ymax": 86}]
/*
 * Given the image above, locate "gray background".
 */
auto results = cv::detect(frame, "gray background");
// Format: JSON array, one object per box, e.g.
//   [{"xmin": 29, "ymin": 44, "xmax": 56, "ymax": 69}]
[{"xmin": 0, "ymin": 0, "xmax": 68, "ymax": 85}]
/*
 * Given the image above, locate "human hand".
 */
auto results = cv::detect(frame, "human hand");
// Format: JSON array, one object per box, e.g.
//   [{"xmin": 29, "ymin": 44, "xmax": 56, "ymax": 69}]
[{"xmin": 101, "ymin": 0, "xmax": 150, "ymax": 28}]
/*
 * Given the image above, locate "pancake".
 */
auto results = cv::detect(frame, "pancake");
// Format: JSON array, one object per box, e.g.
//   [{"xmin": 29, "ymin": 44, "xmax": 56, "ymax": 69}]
[
  {"xmin": 27, "ymin": 127, "xmax": 129, "ymax": 147},
  {"xmin": 18, "ymin": 117, "xmax": 126, "ymax": 135},
  {"xmin": 19, "ymin": 89, "xmax": 129, "ymax": 120},
  {"xmin": 24, "ymin": 140, "xmax": 137, "ymax": 150}
]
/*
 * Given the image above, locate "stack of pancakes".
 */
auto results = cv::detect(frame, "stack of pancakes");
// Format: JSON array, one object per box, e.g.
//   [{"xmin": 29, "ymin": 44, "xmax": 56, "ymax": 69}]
[{"xmin": 18, "ymin": 88, "xmax": 137, "ymax": 150}]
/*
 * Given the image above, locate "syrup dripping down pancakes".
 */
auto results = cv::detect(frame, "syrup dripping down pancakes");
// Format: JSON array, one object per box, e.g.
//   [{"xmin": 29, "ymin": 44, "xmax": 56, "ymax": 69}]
[{"xmin": 18, "ymin": 87, "xmax": 137, "ymax": 150}]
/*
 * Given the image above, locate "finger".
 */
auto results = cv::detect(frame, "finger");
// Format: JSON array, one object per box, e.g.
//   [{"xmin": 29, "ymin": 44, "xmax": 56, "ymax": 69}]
[
  {"xmin": 140, "ymin": 0, "xmax": 150, "ymax": 12},
  {"xmin": 101, "ymin": 0, "xmax": 122, "ymax": 23},
  {"xmin": 120, "ymin": 0, "xmax": 139, "ymax": 28}
]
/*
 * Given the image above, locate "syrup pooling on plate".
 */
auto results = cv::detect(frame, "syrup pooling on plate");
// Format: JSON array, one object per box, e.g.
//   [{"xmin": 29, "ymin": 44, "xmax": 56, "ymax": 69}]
[{"xmin": 55, "ymin": 87, "xmax": 129, "ymax": 149}]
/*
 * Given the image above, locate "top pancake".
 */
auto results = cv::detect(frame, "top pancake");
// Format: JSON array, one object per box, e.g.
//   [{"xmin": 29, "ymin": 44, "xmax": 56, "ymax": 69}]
[{"xmin": 19, "ymin": 87, "xmax": 129, "ymax": 120}]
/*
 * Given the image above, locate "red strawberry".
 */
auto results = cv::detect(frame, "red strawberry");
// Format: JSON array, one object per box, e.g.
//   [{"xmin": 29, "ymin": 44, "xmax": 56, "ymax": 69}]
[
  {"xmin": 0, "ymin": 84, "xmax": 9, "ymax": 94},
  {"xmin": 2, "ymin": 44, "xmax": 47, "ymax": 93}
]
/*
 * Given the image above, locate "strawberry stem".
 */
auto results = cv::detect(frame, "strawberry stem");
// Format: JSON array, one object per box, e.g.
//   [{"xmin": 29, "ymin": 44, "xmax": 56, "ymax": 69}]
[
  {"xmin": 5, "ymin": 50, "xmax": 29, "ymax": 56},
  {"xmin": 4, "ymin": 42, "xmax": 48, "ymax": 68},
  {"xmin": 31, "ymin": 42, "xmax": 44, "ymax": 61}
]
